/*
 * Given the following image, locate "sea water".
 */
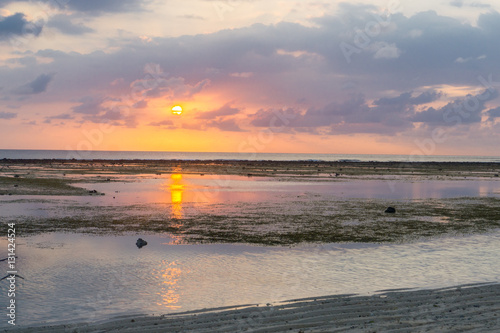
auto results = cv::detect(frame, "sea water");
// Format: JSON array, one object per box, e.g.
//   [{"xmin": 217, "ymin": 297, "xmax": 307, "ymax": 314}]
[{"xmin": 1, "ymin": 149, "xmax": 500, "ymax": 162}]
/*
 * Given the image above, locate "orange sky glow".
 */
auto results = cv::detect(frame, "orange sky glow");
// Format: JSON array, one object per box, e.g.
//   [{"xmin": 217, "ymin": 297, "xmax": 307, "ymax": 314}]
[{"xmin": 1, "ymin": 0, "xmax": 500, "ymax": 156}]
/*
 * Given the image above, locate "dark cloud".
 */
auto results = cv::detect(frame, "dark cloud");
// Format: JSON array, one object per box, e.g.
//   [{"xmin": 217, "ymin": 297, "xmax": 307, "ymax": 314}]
[
  {"xmin": 374, "ymin": 91, "xmax": 442, "ymax": 106},
  {"xmin": 195, "ymin": 102, "xmax": 241, "ymax": 119},
  {"xmin": 0, "ymin": 13, "xmax": 42, "ymax": 40},
  {"xmin": 411, "ymin": 89, "xmax": 498, "ymax": 126},
  {"xmin": 0, "ymin": 111, "xmax": 17, "ymax": 119},
  {"xmin": 13, "ymin": 73, "xmax": 55, "ymax": 95},
  {"xmin": 451, "ymin": 0, "xmax": 491, "ymax": 8},
  {"xmin": 251, "ymin": 93, "xmax": 414, "ymax": 135},
  {"xmin": 250, "ymin": 88, "xmax": 497, "ymax": 135},
  {"xmin": 46, "ymin": 15, "xmax": 94, "ymax": 35},
  {"xmin": 0, "ymin": 0, "xmax": 149, "ymax": 14},
  {"xmin": 71, "ymin": 96, "xmax": 138, "ymax": 127},
  {"xmin": 487, "ymin": 107, "xmax": 500, "ymax": 120}
]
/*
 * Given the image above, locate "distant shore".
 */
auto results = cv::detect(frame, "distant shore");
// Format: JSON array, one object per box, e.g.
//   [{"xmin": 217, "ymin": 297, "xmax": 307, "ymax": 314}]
[
  {"xmin": 7, "ymin": 283, "xmax": 500, "ymax": 332},
  {"xmin": 2, "ymin": 158, "xmax": 500, "ymax": 178}
]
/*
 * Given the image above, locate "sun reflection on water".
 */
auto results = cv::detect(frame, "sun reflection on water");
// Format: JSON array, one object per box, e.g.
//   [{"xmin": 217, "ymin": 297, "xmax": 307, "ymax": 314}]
[
  {"xmin": 152, "ymin": 261, "xmax": 183, "ymax": 309},
  {"xmin": 170, "ymin": 173, "xmax": 184, "ymax": 220}
]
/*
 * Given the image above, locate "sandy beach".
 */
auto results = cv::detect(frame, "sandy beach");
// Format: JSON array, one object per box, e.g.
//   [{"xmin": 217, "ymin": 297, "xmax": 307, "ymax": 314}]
[{"xmin": 7, "ymin": 283, "xmax": 499, "ymax": 332}]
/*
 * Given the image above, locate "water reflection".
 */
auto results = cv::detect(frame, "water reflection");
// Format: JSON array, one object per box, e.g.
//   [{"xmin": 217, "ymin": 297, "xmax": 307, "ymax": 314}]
[
  {"xmin": 170, "ymin": 174, "xmax": 184, "ymax": 219},
  {"xmin": 152, "ymin": 260, "xmax": 183, "ymax": 310}
]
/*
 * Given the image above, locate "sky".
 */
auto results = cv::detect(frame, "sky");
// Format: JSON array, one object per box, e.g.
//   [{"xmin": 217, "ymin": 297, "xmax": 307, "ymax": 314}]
[{"xmin": 1, "ymin": 0, "xmax": 500, "ymax": 156}]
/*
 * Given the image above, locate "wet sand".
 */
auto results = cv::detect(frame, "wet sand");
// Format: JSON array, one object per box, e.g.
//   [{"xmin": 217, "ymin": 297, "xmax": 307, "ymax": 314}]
[{"xmin": 8, "ymin": 283, "xmax": 500, "ymax": 332}]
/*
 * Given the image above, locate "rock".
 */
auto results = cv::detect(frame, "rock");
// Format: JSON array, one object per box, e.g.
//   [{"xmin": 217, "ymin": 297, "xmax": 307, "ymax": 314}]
[
  {"xmin": 385, "ymin": 207, "xmax": 396, "ymax": 214},
  {"xmin": 136, "ymin": 238, "xmax": 148, "ymax": 249}
]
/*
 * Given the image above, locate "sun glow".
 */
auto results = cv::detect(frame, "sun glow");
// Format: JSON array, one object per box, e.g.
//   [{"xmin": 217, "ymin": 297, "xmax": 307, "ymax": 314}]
[{"xmin": 172, "ymin": 105, "xmax": 183, "ymax": 115}]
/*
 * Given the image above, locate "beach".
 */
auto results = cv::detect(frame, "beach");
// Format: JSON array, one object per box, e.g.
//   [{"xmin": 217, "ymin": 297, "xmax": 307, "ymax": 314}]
[
  {"xmin": 7, "ymin": 283, "xmax": 500, "ymax": 332},
  {"xmin": 1, "ymin": 159, "xmax": 499, "ymax": 331}
]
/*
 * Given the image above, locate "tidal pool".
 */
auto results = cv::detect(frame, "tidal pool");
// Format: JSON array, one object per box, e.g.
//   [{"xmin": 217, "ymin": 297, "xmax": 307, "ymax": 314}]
[
  {"xmin": 1, "ymin": 231, "xmax": 499, "ymax": 328},
  {"xmin": 1, "ymin": 174, "xmax": 499, "ymax": 220}
]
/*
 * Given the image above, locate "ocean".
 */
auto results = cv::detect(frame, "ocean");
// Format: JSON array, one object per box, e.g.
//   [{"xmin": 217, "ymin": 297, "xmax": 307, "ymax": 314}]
[{"xmin": 1, "ymin": 149, "xmax": 499, "ymax": 162}]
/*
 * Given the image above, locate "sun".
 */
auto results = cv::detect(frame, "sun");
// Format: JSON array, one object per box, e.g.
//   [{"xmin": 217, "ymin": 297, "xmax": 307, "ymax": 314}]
[{"xmin": 172, "ymin": 105, "xmax": 183, "ymax": 115}]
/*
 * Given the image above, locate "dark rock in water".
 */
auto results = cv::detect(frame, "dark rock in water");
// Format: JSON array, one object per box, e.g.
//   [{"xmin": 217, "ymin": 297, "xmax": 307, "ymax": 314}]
[
  {"xmin": 385, "ymin": 207, "xmax": 396, "ymax": 213},
  {"xmin": 136, "ymin": 238, "xmax": 148, "ymax": 248}
]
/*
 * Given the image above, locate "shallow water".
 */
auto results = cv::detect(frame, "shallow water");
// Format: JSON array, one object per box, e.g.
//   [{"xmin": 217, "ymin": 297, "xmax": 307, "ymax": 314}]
[
  {"xmin": 1, "ymin": 232, "xmax": 499, "ymax": 328},
  {"xmin": 1, "ymin": 174, "xmax": 499, "ymax": 219}
]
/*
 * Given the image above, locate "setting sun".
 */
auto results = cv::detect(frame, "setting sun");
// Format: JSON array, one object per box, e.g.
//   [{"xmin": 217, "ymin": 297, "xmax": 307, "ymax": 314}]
[{"xmin": 172, "ymin": 105, "xmax": 183, "ymax": 115}]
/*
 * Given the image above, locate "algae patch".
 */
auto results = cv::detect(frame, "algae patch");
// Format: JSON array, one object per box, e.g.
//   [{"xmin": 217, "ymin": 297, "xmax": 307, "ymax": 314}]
[
  {"xmin": 9, "ymin": 197, "xmax": 500, "ymax": 245},
  {"xmin": 0, "ymin": 176, "xmax": 92, "ymax": 196}
]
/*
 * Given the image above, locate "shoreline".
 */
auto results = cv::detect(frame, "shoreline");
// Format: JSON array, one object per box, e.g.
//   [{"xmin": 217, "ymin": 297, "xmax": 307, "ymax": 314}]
[{"xmin": 7, "ymin": 282, "xmax": 500, "ymax": 332}]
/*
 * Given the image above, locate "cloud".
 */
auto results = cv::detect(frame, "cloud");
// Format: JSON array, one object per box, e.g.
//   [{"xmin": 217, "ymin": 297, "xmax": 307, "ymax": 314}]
[
  {"xmin": 71, "ymin": 96, "xmax": 106, "ymax": 115},
  {"xmin": 0, "ymin": 111, "xmax": 17, "ymax": 119},
  {"xmin": 451, "ymin": 0, "xmax": 491, "ymax": 8},
  {"xmin": 46, "ymin": 15, "xmax": 94, "ymax": 35},
  {"xmin": 230, "ymin": 72, "xmax": 253, "ymax": 78},
  {"xmin": 149, "ymin": 120, "xmax": 174, "ymax": 127},
  {"xmin": 13, "ymin": 73, "xmax": 55, "ymax": 95},
  {"xmin": 70, "ymin": 95, "xmax": 138, "ymax": 127},
  {"xmin": 178, "ymin": 15, "xmax": 205, "ymax": 20},
  {"xmin": 207, "ymin": 118, "xmax": 244, "ymax": 132},
  {"xmin": 132, "ymin": 100, "xmax": 148, "ymax": 109},
  {"xmin": 411, "ymin": 89, "xmax": 498, "ymax": 126},
  {"xmin": 2, "ymin": 5, "xmax": 500, "ymax": 140},
  {"xmin": 129, "ymin": 64, "xmax": 210, "ymax": 100},
  {"xmin": 374, "ymin": 90, "xmax": 442, "ymax": 106},
  {"xmin": 195, "ymin": 102, "xmax": 241, "ymax": 119},
  {"xmin": 44, "ymin": 113, "xmax": 73, "ymax": 124},
  {"xmin": 131, "ymin": 75, "xmax": 210, "ymax": 99},
  {"xmin": 83, "ymin": 110, "xmax": 138, "ymax": 128},
  {"xmin": 372, "ymin": 43, "xmax": 402, "ymax": 59},
  {"xmin": 487, "ymin": 107, "xmax": 500, "ymax": 121},
  {"xmin": 250, "ymin": 93, "xmax": 415, "ymax": 135},
  {"xmin": 0, "ymin": 13, "xmax": 42, "ymax": 40},
  {"xmin": 65, "ymin": 0, "xmax": 149, "ymax": 14},
  {"xmin": 249, "ymin": 89, "xmax": 492, "ymax": 135}
]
